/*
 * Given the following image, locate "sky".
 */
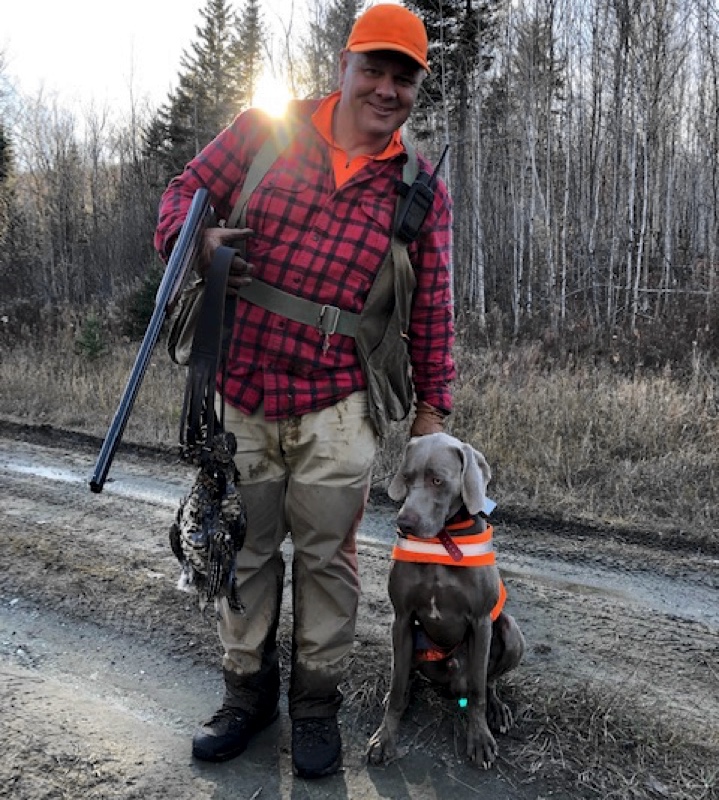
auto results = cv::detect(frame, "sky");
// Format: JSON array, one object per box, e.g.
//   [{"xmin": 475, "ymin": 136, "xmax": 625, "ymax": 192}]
[{"xmin": 1, "ymin": 0, "xmax": 304, "ymax": 115}]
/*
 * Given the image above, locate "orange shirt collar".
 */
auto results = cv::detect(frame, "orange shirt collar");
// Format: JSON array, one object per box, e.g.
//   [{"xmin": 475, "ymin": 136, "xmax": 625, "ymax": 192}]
[{"xmin": 311, "ymin": 91, "xmax": 404, "ymax": 186}]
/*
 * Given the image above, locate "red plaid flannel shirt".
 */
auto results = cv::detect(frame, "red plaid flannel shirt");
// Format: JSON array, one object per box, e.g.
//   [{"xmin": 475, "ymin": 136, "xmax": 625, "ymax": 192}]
[{"xmin": 155, "ymin": 99, "xmax": 455, "ymax": 420}]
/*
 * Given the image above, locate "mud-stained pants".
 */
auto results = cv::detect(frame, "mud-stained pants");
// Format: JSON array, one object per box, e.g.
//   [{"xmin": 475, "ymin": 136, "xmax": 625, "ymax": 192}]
[{"xmin": 215, "ymin": 391, "xmax": 377, "ymax": 720}]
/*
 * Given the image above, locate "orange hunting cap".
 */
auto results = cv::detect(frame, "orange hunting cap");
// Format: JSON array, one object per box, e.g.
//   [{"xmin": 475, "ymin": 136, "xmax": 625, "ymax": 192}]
[{"xmin": 346, "ymin": 4, "xmax": 430, "ymax": 72}]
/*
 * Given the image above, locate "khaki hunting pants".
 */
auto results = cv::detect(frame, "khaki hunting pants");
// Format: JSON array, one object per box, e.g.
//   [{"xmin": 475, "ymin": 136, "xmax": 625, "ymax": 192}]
[{"xmin": 216, "ymin": 391, "xmax": 377, "ymax": 719}]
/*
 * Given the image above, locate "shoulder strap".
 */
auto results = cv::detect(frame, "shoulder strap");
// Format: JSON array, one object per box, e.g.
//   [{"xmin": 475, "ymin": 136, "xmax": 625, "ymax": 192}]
[
  {"xmin": 392, "ymin": 139, "xmax": 419, "ymax": 334},
  {"xmin": 226, "ymin": 123, "xmax": 297, "ymax": 230},
  {"xmin": 180, "ymin": 244, "xmax": 235, "ymax": 452},
  {"xmin": 401, "ymin": 138, "xmax": 419, "ymax": 192}
]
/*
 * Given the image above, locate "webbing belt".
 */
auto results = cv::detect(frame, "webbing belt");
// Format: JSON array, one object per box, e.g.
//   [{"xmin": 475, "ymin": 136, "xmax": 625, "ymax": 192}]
[{"xmin": 236, "ymin": 279, "xmax": 360, "ymax": 337}]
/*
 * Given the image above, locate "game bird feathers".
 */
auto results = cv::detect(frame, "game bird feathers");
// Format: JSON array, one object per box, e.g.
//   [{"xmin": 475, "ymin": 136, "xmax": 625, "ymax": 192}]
[{"xmin": 169, "ymin": 431, "xmax": 246, "ymax": 612}]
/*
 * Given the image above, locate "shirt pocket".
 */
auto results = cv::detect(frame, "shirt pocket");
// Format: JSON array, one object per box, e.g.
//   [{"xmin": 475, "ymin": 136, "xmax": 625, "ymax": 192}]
[
  {"xmin": 357, "ymin": 197, "xmax": 395, "ymax": 260},
  {"xmin": 248, "ymin": 173, "xmax": 311, "ymax": 250},
  {"xmin": 261, "ymin": 171, "xmax": 309, "ymax": 195}
]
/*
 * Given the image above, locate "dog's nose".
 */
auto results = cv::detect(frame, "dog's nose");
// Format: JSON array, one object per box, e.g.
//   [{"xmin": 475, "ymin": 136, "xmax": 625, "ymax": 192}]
[{"xmin": 396, "ymin": 509, "xmax": 420, "ymax": 536}]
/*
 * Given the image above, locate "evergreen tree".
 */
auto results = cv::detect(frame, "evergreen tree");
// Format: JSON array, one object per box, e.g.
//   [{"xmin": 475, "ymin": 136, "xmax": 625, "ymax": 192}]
[
  {"xmin": 406, "ymin": 0, "xmax": 502, "ymax": 140},
  {"xmin": 232, "ymin": 0, "xmax": 266, "ymax": 108},
  {"xmin": 144, "ymin": 0, "xmax": 268, "ymax": 182},
  {"xmin": 171, "ymin": 0, "xmax": 239, "ymax": 167}
]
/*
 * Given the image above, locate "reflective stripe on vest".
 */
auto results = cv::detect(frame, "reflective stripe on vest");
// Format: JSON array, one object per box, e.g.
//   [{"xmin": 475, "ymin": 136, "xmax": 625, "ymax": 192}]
[{"xmin": 392, "ymin": 526, "xmax": 496, "ymax": 567}]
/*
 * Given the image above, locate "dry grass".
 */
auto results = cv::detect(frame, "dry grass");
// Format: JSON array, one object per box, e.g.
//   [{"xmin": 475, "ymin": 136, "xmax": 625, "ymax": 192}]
[
  {"xmin": 0, "ymin": 324, "xmax": 187, "ymax": 445},
  {"xmin": 340, "ymin": 656, "xmax": 717, "ymax": 800},
  {"xmin": 507, "ymin": 677, "xmax": 718, "ymax": 800},
  {"xmin": 2, "ymin": 323, "xmax": 716, "ymax": 799},
  {"xmin": 2, "ymin": 325, "xmax": 719, "ymax": 544},
  {"xmin": 446, "ymin": 345, "xmax": 719, "ymax": 542}
]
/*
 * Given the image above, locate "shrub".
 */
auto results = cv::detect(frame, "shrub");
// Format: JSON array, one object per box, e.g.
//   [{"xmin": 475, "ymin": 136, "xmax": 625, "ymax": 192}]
[
  {"xmin": 121, "ymin": 264, "xmax": 164, "ymax": 340},
  {"xmin": 75, "ymin": 313, "xmax": 108, "ymax": 361}
]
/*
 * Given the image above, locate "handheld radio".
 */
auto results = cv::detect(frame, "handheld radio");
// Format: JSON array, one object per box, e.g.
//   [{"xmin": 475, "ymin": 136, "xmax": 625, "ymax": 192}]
[{"xmin": 395, "ymin": 144, "xmax": 449, "ymax": 244}]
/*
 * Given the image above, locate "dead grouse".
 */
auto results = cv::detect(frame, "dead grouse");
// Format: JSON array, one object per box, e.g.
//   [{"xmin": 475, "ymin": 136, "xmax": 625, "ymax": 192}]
[{"xmin": 169, "ymin": 430, "xmax": 246, "ymax": 612}]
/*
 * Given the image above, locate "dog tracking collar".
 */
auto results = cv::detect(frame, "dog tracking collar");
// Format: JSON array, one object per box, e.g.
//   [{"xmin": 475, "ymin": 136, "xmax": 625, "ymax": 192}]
[{"xmin": 413, "ymin": 625, "xmax": 462, "ymax": 663}]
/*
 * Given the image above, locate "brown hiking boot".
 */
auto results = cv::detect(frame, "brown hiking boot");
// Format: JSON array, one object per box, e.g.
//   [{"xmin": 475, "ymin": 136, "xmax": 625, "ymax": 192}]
[
  {"xmin": 192, "ymin": 704, "xmax": 279, "ymax": 762},
  {"xmin": 291, "ymin": 716, "xmax": 342, "ymax": 778}
]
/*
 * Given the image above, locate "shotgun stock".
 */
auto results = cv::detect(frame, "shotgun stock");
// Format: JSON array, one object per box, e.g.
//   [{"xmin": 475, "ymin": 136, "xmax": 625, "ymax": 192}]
[{"xmin": 89, "ymin": 188, "xmax": 212, "ymax": 493}]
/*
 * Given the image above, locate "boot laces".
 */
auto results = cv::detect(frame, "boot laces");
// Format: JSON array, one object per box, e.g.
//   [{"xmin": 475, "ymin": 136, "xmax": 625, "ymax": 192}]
[
  {"xmin": 294, "ymin": 718, "xmax": 336, "ymax": 746},
  {"xmin": 206, "ymin": 705, "xmax": 245, "ymax": 727}
]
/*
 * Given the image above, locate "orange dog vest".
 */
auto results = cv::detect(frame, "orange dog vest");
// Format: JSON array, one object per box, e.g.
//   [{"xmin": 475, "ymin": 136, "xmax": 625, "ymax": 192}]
[{"xmin": 392, "ymin": 514, "xmax": 507, "ymax": 629}]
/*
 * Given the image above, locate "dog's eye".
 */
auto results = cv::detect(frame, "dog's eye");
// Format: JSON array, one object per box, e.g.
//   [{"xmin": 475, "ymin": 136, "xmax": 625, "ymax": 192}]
[{"xmin": 432, "ymin": 477, "xmax": 443, "ymax": 486}]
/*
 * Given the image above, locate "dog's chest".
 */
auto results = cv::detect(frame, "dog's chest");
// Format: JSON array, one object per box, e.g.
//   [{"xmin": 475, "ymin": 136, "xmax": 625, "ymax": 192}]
[{"xmin": 389, "ymin": 562, "xmax": 496, "ymax": 644}]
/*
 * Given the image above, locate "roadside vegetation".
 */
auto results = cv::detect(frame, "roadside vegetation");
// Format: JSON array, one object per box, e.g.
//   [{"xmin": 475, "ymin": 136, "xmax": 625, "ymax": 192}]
[{"xmin": 2, "ymin": 308, "xmax": 718, "ymax": 552}]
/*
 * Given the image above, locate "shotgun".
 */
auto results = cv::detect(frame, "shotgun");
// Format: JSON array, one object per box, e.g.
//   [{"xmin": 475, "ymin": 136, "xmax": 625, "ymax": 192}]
[{"xmin": 89, "ymin": 187, "xmax": 212, "ymax": 493}]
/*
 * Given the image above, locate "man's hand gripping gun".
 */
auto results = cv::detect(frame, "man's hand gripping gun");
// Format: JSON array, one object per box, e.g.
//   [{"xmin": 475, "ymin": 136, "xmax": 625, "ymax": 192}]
[{"xmin": 89, "ymin": 188, "xmax": 212, "ymax": 493}]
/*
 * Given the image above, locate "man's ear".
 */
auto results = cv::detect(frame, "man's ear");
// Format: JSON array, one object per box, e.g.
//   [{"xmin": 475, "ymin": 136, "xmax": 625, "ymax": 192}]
[{"xmin": 338, "ymin": 49, "xmax": 351, "ymax": 84}]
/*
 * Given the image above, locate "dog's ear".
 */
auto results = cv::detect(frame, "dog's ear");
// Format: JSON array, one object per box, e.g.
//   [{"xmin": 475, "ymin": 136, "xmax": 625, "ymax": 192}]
[
  {"xmin": 459, "ymin": 444, "xmax": 491, "ymax": 515},
  {"xmin": 388, "ymin": 468, "xmax": 408, "ymax": 502},
  {"xmin": 388, "ymin": 445, "xmax": 410, "ymax": 501}
]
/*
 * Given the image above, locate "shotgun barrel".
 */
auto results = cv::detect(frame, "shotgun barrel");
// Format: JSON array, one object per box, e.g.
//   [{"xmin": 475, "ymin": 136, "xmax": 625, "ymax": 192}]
[{"xmin": 89, "ymin": 188, "xmax": 211, "ymax": 493}]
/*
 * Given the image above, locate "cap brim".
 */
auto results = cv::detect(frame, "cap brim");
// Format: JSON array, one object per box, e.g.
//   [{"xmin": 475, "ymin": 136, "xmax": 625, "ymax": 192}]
[{"xmin": 348, "ymin": 42, "xmax": 429, "ymax": 73}]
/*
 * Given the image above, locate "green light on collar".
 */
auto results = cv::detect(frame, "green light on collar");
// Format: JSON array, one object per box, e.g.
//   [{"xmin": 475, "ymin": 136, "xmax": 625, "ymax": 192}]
[{"xmin": 458, "ymin": 697, "xmax": 468, "ymax": 708}]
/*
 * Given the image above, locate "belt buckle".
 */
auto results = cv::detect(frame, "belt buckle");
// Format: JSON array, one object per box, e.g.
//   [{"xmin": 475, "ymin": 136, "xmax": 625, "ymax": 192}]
[
  {"xmin": 317, "ymin": 304, "xmax": 340, "ymax": 336},
  {"xmin": 318, "ymin": 305, "xmax": 340, "ymax": 354}
]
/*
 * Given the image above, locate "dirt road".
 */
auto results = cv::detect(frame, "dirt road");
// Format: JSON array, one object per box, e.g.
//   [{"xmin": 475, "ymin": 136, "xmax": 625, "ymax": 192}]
[{"xmin": 0, "ymin": 423, "xmax": 717, "ymax": 799}]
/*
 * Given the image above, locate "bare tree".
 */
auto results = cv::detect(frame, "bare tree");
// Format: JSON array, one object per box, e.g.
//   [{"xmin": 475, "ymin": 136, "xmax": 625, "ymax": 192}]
[
  {"xmin": 299, "ymin": 0, "xmax": 359, "ymax": 97},
  {"xmin": 3, "ymin": 0, "xmax": 719, "ymax": 362}
]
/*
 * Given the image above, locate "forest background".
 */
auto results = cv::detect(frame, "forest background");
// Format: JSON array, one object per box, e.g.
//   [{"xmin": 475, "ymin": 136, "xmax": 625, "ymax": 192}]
[{"xmin": 1, "ymin": 0, "xmax": 718, "ymax": 541}]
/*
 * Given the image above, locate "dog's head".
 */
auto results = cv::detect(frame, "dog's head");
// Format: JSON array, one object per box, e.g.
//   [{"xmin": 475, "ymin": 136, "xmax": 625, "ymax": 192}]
[{"xmin": 388, "ymin": 432, "xmax": 491, "ymax": 537}]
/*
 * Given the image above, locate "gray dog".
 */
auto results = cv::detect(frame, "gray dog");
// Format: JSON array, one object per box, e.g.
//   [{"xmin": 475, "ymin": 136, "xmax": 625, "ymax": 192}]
[{"xmin": 367, "ymin": 432, "xmax": 525, "ymax": 769}]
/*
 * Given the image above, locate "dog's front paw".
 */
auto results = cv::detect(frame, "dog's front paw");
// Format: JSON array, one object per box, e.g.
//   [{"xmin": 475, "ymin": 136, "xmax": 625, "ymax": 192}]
[
  {"xmin": 467, "ymin": 717, "xmax": 498, "ymax": 769},
  {"xmin": 486, "ymin": 690, "xmax": 514, "ymax": 734},
  {"xmin": 367, "ymin": 723, "xmax": 399, "ymax": 765}
]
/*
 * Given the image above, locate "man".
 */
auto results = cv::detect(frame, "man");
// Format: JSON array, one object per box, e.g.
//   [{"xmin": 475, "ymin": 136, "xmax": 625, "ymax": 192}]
[{"xmin": 155, "ymin": 3, "xmax": 455, "ymax": 779}]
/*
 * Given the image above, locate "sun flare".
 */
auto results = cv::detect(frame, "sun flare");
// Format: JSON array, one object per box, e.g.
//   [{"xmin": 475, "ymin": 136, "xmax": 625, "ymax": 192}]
[{"xmin": 251, "ymin": 71, "xmax": 293, "ymax": 118}]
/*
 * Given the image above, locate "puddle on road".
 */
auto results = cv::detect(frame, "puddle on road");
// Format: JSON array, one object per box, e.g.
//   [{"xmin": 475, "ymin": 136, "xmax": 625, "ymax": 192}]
[
  {"xmin": 11, "ymin": 463, "xmax": 82, "ymax": 485},
  {"xmin": 0, "ymin": 446, "xmax": 188, "ymax": 509},
  {"xmin": 501, "ymin": 556, "xmax": 719, "ymax": 629},
  {"xmin": 96, "ymin": 476, "xmax": 186, "ymax": 507}
]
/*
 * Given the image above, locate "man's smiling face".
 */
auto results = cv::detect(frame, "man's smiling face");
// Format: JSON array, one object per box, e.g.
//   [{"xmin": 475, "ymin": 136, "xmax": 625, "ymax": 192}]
[{"xmin": 337, "ymin": 50, "xmax": 424, "ymax": 148}]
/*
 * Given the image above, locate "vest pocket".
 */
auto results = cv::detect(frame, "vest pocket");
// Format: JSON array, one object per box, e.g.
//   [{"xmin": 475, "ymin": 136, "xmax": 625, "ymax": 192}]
[{"xmin": 356, "ymin": 304, "xmax": 413, "ymax": 437}]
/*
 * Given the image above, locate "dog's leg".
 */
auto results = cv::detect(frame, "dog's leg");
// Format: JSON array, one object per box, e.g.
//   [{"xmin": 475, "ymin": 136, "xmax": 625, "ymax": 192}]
[
  {"xmin": 465, "ymin": 616, "xmax": 498, "ymax": 769},
  {"xmin": 486, "ymin": 613, "xmax": 525, "ymax": 733},
  {"xmin": 367, "ymin": 614, "xmax": 414, "ymax": 764},
  {"xmin": 486, "ymin": 682, "xmax": 512, "ymax": 734}
]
